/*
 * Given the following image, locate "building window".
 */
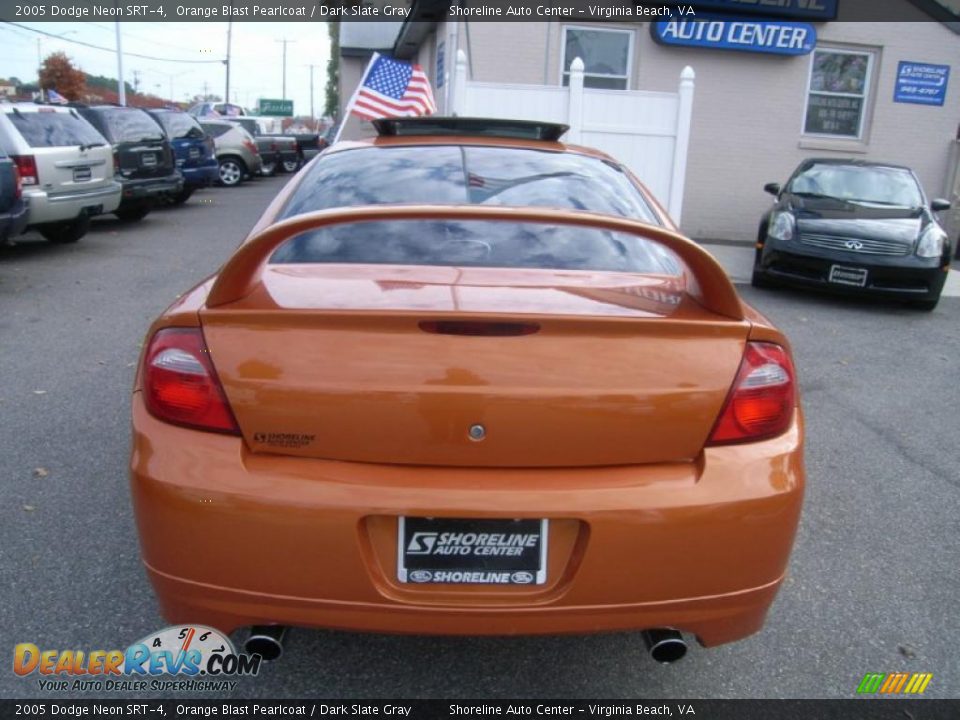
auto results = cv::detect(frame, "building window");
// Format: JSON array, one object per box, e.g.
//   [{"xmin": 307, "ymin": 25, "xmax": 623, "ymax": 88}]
[
  {"xmin": 803, "ymin": 48, "xmax": 875, "ymax": 139},
  {"xmin": 562, "ymin": 26, "xmax": 633, "ymax": 90}
]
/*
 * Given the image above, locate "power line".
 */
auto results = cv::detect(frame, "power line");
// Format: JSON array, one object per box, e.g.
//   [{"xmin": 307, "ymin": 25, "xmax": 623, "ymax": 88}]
[{"xmin": 3, "ymin": 22, "xmax": 224, "ymax": 64}]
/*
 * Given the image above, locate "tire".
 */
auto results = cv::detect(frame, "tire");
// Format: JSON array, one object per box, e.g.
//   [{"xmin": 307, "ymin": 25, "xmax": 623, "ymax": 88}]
[
  {"xmin": 260, "ymin": 161, "xmax": 277, "ymax": 177},
  {"xmin": 39, "ymin": 215, "xmax": 90, "ymax": 244},
  {"xmin": 114, "ymin": 203, "xmax": 151, "ymax": 223},
  {"xmin": 281, "ymin": 157, "xmax": 301, "ymax": 173},
  {"xmin": 750, "ymin": 266, "xmax": 777, "ymax": 289},
  {"xmin": 170, "ymin": 188, "xmax": 195, "ymax": 206},
  {"xmin": 218, "ymin": 157, "xmax": 245, "ymax": 186},
  {"xmin": 911, "ymin": 296, "xmax": 940, "ymax": 312}
]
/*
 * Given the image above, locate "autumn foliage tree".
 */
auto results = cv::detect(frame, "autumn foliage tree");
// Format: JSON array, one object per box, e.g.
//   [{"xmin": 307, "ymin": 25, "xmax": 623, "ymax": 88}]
[{"xmin": 39, "ymin": 52, "xmax": 86, "ymax": 100}]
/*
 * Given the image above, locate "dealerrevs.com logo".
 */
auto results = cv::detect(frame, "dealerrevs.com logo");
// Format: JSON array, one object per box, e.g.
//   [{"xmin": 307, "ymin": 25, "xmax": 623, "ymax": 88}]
[{"xmin": 14, "ymin": 625, "xmax": 261, "ymax": 692}]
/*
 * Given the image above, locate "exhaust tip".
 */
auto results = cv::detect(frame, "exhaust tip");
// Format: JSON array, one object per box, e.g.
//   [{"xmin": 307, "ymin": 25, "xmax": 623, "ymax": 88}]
[
  {"xmin": 642, "ymin": 629, "xmax": 688, "ymax": 664},
  {"xmin": 243, "ymin": 626, "xmax": 288, "ymax": 662}
]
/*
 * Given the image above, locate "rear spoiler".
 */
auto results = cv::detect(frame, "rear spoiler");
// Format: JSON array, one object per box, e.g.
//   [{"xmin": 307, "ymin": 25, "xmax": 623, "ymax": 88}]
[{"xmin": 206, "ymin": 205, "xmax": 744, "ymax": 320}]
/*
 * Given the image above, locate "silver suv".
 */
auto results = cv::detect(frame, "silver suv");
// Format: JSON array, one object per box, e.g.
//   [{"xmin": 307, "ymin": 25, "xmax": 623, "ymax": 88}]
[
  {"xmin": 0, "ymin": 103, "xmax": 121, "ymax": 243},
  {"xmin": 198, "ymin": 120, "xmax": 262, "ymax": 187}
]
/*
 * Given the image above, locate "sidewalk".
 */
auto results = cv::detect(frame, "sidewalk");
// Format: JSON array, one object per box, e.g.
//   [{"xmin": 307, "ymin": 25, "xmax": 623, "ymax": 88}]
[{"xmin": 698, "ymin": 242, "xmax": 960, "ymax": 298}]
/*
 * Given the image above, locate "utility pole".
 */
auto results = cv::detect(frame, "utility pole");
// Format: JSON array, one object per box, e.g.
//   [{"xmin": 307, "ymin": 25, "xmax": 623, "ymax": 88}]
[
  {"xmin": 225, "ymin": 18, "xmax": 233, "ymax": 103},
  {"xmin": 306, "ymin": 63, "xmax": 316, "ymax": 120},
  {"xmin": 36, "ymin": 38, "xmax": 44, "ymax": 102},
  {"xmin": 275, "ymin": 38, "xmax": 295, "ymax": 100},
  {"xmin": 115, "ymin": 21, "xmax": 126, "ymax": 106},
  {"xmin": 132, "ymin": 69, "xmax": 141, "ymax": 95}
]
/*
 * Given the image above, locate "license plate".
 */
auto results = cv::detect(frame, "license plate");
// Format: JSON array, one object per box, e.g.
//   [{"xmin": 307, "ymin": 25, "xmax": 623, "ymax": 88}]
[
  {"xmin": 398, "ymin": 517, "xmax": 548, "ymax": 585},
  {"xmin": 189, "ymin": 147, "xmax": 200, "ymax": 159},
  {"xmin": 141, "ymin": 153, "xmax": 158, "ymax": 167},
  {"xmin": 72, "ymin": 167, "xmax": 91, "ymax": 182},
  {"xmin": 829, "ymin": 265, "xmax": 868, "ymax": 287}
]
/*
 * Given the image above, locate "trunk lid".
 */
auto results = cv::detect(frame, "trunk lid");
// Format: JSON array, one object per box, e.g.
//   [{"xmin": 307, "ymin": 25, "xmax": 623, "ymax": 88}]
[{"xmin": 200, "ymin": 265, "xmax": 749, "ymax": 467}]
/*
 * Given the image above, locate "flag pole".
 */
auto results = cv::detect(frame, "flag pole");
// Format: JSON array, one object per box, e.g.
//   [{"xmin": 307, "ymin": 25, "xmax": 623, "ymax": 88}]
[{"xmin": 332, "ymin": 51, "xmax": 380, "ymax": 145}]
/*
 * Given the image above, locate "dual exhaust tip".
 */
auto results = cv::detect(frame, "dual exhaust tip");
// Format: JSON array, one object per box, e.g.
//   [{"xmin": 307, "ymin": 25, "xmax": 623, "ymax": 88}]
[
  {"xmin": 243, "ymin": 626, "xmax": 687, "ymax": 665},
  {"xmin": 642, "ymin": 628, "xmax": 688, "ymax": 664},
  {"xmin": 243, "ymin": 625, "xmax": 288, "ymax": 662}
]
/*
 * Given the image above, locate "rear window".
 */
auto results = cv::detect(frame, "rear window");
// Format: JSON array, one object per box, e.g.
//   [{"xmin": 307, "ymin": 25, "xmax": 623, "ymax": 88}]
[
  {"xmin": 152, "ymin": 112, "xmax": 204, "ymax": 140},
  {"xmin": 7, "ymin": 111, "xmax": 105, "ymax": 148},
  {"xmin": 280, "ymin": 146, "xmax": 660, "ymax": 222},
  {"xmin": 270, "ymin": 219, "xmax": 681, "ymax": 275},
  {"xmin": 100, "ymin": 108, "xmax": 165, "ymax": 143},
  {"xmin": 201, "ymin": 123, "xmax": 232, "ymax": 139}
]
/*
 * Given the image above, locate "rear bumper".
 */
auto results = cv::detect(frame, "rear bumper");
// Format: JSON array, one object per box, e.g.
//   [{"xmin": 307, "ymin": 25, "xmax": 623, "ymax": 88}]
[
  {"xmin": 0, "ymin": 198, "xmax": 29, "ymax": 240},
  {"xmin": 759, "ymin": 241, "xmax": 948, "ymax": 301},
  {"xmin": 178, "ymin": 161, "xmax": 219, "ymax": 188},
  {"xmin": 130, "ymin": 395, "xmax": 805, "ymax": 645},
  {"xmin": 24, "ymin": 182, "xmax": 122, "ymax": 224},
  {"xmin": 119, "ymin": 173, "xmax": 183, "ymax": 205}
]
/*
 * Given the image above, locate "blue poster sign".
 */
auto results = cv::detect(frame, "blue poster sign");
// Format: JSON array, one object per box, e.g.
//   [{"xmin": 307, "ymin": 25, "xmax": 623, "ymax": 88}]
[
  {"xmin": 652, "ymin": 19, "xmax": 816, "ymax": 56},
  {"xmin": 894, "ymin": 62, "xmax": 949, "ymax": 106},
  {"xmin": 687, "ymin": 0, "xmax": 837, "ymax": 20}
]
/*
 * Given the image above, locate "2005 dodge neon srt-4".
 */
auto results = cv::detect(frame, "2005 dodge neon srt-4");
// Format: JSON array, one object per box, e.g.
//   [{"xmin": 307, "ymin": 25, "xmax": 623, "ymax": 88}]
[{"xmin": 130, "ymin": 117, "xmax": 804, "ymax": 662}]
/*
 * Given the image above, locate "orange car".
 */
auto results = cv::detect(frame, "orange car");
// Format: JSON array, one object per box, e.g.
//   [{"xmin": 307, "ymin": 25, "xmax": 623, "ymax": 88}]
[{"xmin": 130, "ymin": 117, "xmax": 804, "ymax": 664}]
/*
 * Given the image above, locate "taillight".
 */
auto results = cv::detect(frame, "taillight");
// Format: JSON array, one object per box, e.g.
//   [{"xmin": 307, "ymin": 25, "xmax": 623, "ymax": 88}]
[
  {"xmin": 142, "ymin": 328, "xmax": 239, "ymax": 435},
  {"xmin": 707, "ymin": 341, "xmax": 796, "ymax": 445},
  {"xmin": 11, "ymin": 155, "xmax": 37, "ymax": 186},
  {"xmin": 243, "ymin": 139, "xmax": 259, "ymax": 155},
  {"xmin": 12, "ymin": 164, "xmax": 22, "ymax": 200},
  {"xmin": 113, "ymin": 149, "xmax": 120, "ymax": 175}
]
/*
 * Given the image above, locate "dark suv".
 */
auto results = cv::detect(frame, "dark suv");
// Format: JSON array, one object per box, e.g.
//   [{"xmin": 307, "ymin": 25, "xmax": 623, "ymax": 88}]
[
  {"xmin": 0, "ymin": 144, "xmax": 28, "ymax": 246},
  {"xmin": 72, "ymin": 104, "xmax": 182, "ymax": 222}
]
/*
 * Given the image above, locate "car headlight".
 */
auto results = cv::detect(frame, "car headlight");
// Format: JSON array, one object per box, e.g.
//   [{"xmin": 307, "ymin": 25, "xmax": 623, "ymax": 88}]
[
  {"xmin": 767, "ymin": 212, "xmax": 795, "ymax": 242},
  {"xmin": 916, "ymin": 224, "xmax": 947, "ymax": 258}
]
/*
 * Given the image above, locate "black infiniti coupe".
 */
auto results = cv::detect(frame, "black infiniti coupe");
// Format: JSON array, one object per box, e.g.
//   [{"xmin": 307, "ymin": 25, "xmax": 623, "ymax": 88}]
[{"xmin": 753, "ymin": 159, "xmax": 953, "ymax": 311}]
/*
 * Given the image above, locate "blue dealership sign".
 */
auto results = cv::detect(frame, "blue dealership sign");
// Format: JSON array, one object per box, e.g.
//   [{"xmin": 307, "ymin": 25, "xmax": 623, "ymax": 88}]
[
  {"xmin": 652, "ymin": 19, "xmax": 817, "ymax": 56},
  {"xmin": 687, "ymin": 0, "xmax": 837, "ymax": 20},
  {"xmin": 894, "ymin": 62, "xmax": 949, "ymax": 106}
]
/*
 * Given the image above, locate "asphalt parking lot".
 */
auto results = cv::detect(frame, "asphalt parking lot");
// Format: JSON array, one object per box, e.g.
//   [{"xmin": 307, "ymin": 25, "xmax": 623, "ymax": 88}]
[{"xmin": 1, "ymin": 174, "xmax": 957, "ymax": 700}]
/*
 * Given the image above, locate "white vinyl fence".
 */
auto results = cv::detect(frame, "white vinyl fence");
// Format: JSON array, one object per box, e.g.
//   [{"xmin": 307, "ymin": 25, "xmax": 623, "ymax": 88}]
[{"xmin": 450, "ymin": 50, "xmax": 695, "ymax": 224}]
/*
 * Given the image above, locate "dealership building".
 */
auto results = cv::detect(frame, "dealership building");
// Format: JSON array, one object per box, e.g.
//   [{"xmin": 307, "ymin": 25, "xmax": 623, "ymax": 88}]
[{"xmin": 337, "ymin": 1, "xmax": 960, "ymax": 242}]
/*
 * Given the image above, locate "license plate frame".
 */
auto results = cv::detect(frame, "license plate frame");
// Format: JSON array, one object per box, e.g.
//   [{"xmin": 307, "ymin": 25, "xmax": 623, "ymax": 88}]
[
  {"xmin": 141, "ymin": 153, "xmax": 158, "ymax": 167},
  {"xmin": 397, "ymin": 517, "xmax": 548, "ymax": 585},
  {"xmin": 188, "ymin": 147, "xmax": 200, "ymax": 159},
  {"xmin": 828, "ymin": 264, "xmax": 868, "ymax": 287},
  {"xmin": 72, "ymin": 166, "xmax": 92, "ymax": 182}
]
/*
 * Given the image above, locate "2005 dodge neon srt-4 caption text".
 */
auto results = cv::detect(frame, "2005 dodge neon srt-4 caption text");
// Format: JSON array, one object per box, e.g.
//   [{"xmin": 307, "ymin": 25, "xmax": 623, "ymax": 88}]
[{"xmin": 130, "ymin": 117, "xmax": 804, "ymax": 652}]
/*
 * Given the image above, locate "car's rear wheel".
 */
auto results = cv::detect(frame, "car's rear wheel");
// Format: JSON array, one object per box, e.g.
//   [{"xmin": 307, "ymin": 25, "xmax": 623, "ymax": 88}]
[
  {"xmin": 219, "ymin": 157, "xmax": 245, "ymax": 186},
  {"xmin": 281, "ymin": 157, "xmax": 301, "ymax": 173},
  {"xmin": 260, "ymin": 161, "xmax": 277, "ymax": 177},
  {"xmin": 114, "ymin": 203, "xmax": 151, "ymax": 223},
  {"xmin": 39, "ymin": 215, "xmax": 90, "ymax": 244},
  {"xmin": 170, "ymin": 187, "xmax": 195, "ymax": 206}
]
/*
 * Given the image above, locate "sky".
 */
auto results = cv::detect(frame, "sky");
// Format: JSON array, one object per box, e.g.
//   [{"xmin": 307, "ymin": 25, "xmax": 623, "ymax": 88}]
[{"xmin": 0, "ymin": 21, "xmax": 332, "ymax": 116}]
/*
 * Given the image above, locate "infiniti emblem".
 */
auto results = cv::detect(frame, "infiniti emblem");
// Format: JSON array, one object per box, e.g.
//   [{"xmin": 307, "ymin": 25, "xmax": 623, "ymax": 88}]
[
  {"xmin": 844, "ymin": 240, "xmax": 864, "ymax": 250},
  {"xmin": 468, "ymin": 424, "xmax": 486, "ymax": 441}
]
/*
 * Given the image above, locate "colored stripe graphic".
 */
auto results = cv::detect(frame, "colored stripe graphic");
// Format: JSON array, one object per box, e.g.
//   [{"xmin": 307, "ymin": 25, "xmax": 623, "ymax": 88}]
[{"xmin": 857, "ymin": 672, "xmax": 932, "ymax": 694}]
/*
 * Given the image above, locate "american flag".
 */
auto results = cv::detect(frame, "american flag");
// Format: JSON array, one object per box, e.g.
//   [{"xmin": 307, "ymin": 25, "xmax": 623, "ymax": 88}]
[
  {"xmin": 46, "ymin": 89, "xmax": 69, "ymax": 105},
  {"xmin": 351, "ymin": 53, "xmax": 437, "ymax": 121}
]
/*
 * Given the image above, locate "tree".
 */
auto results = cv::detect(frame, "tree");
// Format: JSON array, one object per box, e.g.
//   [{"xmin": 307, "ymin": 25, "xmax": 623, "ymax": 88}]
[
  {"xmin": 324, "ymin": 21, "xmax": 339, "ymax": 118},
  {"xmin": 39, "ymin": 52, "xmax": 86, "ymax": 100}
]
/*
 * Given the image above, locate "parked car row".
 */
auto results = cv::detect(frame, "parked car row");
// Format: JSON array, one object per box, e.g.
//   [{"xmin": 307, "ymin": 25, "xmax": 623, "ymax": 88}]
[{"xmin": 0, "ymin": 101, "xmax": 298, "ymax": 246}]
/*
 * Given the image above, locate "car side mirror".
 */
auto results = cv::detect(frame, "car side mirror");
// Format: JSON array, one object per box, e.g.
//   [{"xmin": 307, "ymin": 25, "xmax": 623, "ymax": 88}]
[
  {"xmin": 931, "ymin": 198, "xmax": 951, "ymax": 212},
  {"xmin": 764, "ymin": 182, "xmax": 782, "ymax": 197}
]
